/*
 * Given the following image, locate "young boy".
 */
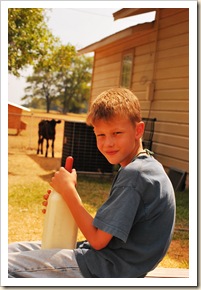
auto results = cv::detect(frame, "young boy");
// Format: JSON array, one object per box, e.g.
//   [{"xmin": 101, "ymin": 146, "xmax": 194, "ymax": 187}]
[{"xmin": 8, "ymin": 88, "xmax": 175, "ymax": 278}]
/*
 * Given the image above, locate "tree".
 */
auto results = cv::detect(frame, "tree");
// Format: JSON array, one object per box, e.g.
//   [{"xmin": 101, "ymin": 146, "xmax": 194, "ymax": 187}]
[
  {"xmin": 23, "ymin": 44, "xmax": 77, "ymax": 113},
  {"xmin": 23, "ymin": 73, "xmax": 58, "ymax": 113},
  {"xmin": 8, "ymin": 8, "xmax": 56, "ymax": 76},
  {"xmin": 57, "ymin": 55, "xmax": 93, "ymax": 113},
  {"xmin": 22, "ymin": 46, "xmax": 93, "ymax": 113}
]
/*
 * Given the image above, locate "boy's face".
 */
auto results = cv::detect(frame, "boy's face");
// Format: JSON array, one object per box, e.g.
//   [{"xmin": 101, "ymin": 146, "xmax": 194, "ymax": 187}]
[{"xmin": 93, "ymin": 115, "xmax": 144, "ymax": 167}]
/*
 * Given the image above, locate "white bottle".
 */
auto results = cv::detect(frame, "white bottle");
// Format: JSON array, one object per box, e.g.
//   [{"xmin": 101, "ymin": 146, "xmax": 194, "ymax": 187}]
[{"xmin": 41, "ymin": 156, "xmax": 78, "ymax": 249}]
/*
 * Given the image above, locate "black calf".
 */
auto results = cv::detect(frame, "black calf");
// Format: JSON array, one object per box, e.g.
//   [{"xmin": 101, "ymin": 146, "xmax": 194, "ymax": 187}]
[{"xmin": 37, "ymin": 119, "xmax": 61, "ymax": 157}]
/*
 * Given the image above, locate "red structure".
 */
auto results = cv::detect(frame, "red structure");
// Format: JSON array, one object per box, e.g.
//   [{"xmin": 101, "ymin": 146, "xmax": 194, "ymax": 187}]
[{"xmin": 8, "ymin": 102, "xmax": 30, "ymax": 135}]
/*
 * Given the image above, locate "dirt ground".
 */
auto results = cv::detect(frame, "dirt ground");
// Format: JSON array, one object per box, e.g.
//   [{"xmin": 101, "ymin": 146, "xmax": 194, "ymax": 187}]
[{"xmin": 7, "ymin": 112, "xmax": 189, "ymax": 268}]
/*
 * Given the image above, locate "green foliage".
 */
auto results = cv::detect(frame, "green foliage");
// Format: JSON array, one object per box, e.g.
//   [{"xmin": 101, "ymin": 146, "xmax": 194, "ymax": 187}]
[
  {"xmin": 22, "ymin": 44, "xmax": 76, "ymax": 112},
  {"xmin": 23, "ymin": 47, "xmax": 93, "ymax": 113},
  {"xmin": 8, "ymin": 8, "xmax": 93, "ymax": 113},
  {"xmin": 24, "ymin": 96, "xmax": 46, "ymax": 109},
  {"xmin": 57, "ymin": 54, "xmax": 93, "ymax": 114},
  {"xmin": 8, "ymin": 8, "xmax": 56, "ymax": 76}
]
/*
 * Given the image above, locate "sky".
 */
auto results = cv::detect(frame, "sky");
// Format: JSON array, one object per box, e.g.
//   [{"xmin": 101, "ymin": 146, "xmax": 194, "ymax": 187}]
[{"xmin": 7, "ymin": 6, "xmax": 155, "ymax": 105}]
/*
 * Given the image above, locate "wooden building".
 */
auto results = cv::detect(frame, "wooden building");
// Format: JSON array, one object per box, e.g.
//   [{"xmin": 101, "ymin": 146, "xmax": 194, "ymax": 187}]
[
  {"xmin": 8, "ymin": 102, "xmax": 30, "ymax": 135},
  {"xmin": 79, "ymin": 8, "xmax": 189, "ymax": 187}
]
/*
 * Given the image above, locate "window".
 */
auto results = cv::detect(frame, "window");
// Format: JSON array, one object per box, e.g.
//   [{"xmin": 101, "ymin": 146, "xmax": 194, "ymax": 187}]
[{"xmin": 120, "ymin": 52, "xmax": 133, "ymax": 88}]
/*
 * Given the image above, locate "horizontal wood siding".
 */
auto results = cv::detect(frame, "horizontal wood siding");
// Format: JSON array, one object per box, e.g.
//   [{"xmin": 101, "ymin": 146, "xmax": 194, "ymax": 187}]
[
  {"xmin": 91, "ymin": 25, "xmax": 156, "ymax": 95},
  {"xmin": 90, "ymin": 8, "xmax": 189, "ymax": 186},
  {"xmin": 149, "ymin": 9, "xmax": 189, "ymax": 179}
]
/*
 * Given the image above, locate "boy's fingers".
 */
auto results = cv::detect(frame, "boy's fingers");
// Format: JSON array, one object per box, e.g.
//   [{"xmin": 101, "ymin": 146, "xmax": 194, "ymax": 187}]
[
  {"xmin": 42, "ymin": 200, "xmax": 48, "ymax": 207},
  {"xmin": 42, "ymin": 190, "xmax": 51, "ymax": 214},
  {"xmin": 42, "ymin": 208, "xmax": 46, "ymax": 214},
  {"xmin": 43, "ymin": 193, "xmax": 50, "ymax": 200}
]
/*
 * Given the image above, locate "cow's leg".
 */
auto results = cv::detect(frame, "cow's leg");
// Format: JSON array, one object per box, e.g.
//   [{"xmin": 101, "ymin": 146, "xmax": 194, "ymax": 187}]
[
  {"xmin": 45, "ymin": 139, "xmax": 49, "ymax": 157},
  {"xmin": 37, "ymin": 137, "xmax": 40, "ymax": 154},
  {"xmin": 52, "ymin": 139, "xmax": 55, "ymax": 158},
  {"xmin": 41, "ymin": 138, "xmax": 43, "ymax": 155},
  {"xmin": 37, "ymin": 136, "xmax": 43, "ymax": 155}
]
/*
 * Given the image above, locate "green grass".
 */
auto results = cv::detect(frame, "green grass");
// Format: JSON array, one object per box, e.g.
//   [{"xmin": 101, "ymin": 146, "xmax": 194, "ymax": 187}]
[
  {"xmin": 173, "ymin": 190, "xmax": 189, "ymax": 241},
  {"xmin": 175, "ymin": 191, "xmax": 189, "ymax": 227},
  {"xmin": 8, "ymin": 175, "xmax": 113, "ymax": 243},
  {"xmin": 8, "ymin": 175, "xmax": 189, "ymax": 241},
  {"xmin": 8, "ymin": 175, "xmax": 189, "ymax": 268},
  {"xmin": 8, "ymin": 181, "xmax": 48, "ymax": 243},
  {"xmin": 77, "ymin": 174, "xmax": 113, "ymax": 211}
]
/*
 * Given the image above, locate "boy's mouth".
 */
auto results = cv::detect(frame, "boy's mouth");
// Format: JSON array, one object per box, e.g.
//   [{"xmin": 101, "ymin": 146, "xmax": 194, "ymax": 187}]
[{"xmin": 105, "ymin": 150, "xmax": 118, "ymax": 156}]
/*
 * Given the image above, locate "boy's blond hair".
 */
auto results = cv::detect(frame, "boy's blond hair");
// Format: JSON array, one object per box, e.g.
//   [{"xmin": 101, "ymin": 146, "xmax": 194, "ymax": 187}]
[{"xmin": 86, "ymin": 88, "xmax": 142, "ymax": 126}]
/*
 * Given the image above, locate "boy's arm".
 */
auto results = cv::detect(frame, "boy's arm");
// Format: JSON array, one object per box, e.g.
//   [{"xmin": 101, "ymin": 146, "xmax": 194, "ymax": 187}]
[{"xmin": 50, "ymin": 167, "xmax": 113, "ymax": 250}]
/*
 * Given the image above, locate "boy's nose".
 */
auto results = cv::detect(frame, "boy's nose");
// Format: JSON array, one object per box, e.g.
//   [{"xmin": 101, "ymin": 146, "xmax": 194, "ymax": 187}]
[{"xmin": 104, "ymin": 136, "xmax": 115, "ymax": 147}]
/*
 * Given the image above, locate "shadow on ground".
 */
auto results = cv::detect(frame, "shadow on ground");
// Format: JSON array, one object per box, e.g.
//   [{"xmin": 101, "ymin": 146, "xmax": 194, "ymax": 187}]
[
  {"xmin": 39, "ymin": 172, "xmax": 55, "ymax": 183},
  {"xmin": 28, "ymin": 154, "xmax": 61, "ymax": 171}
]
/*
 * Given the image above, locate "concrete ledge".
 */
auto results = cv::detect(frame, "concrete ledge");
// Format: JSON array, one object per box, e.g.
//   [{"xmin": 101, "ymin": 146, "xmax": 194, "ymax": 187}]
[{"xmin": 146, "ymin": 267, "xmax": 189, "ymax": 278}]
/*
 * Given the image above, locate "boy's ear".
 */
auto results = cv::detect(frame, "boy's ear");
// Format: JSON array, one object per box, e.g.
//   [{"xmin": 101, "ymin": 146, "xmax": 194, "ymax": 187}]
[{"xmin": 135, "ymin": 122, "xmax": 145, "ymax": 139}]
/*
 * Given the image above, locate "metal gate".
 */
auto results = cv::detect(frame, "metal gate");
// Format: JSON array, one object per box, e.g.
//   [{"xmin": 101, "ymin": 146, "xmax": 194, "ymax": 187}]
[{"xmin": 61, "ymin": 121, "xmax": 113, "ymax": 173}]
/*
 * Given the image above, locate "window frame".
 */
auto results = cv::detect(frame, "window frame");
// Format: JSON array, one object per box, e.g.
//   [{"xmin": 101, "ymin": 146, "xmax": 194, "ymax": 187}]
[{"xmin": 120, "ymin": 50, "xmax": 134, "ymax": 88}]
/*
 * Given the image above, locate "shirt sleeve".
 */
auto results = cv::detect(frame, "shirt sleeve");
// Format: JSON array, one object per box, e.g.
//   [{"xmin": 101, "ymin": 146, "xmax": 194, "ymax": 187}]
[{"xmin": 93, "ymin": 182, "xmax": 141, "ymax": 243}]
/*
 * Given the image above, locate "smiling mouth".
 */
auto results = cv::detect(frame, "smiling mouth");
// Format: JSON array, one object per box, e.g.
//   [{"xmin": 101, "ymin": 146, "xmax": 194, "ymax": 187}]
[{"xmin": 105, "ymin": 151, "xmax": 118, "ymax": 156}]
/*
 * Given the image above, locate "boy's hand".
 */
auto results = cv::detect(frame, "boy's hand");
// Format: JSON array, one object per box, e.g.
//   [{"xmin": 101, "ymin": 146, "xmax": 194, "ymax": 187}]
[
  {"xmin": 42, "ymin": 189, "xmax": 51, "ymax": 214},
  {"xmin": 50, "ymin": 167, "xmax": 77, "ymax": 200}
]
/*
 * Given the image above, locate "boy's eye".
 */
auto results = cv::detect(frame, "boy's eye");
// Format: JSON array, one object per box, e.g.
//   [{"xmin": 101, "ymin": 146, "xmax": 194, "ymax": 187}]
[
  {"xmin": 95, "ymin": 132, "xmax": 122, "ymax": 137},
  {"xmin": 96, "ymin": 134, "xmax": 105, "ymax": 137}
]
